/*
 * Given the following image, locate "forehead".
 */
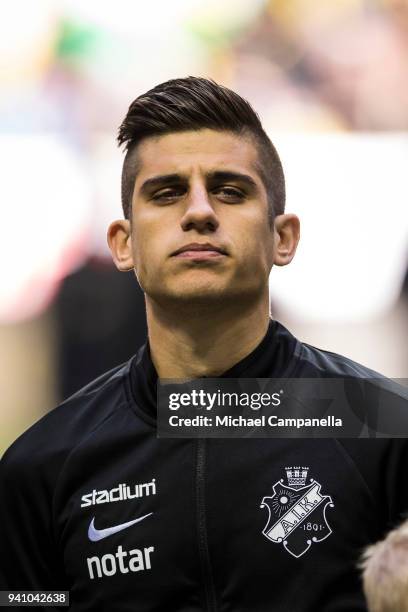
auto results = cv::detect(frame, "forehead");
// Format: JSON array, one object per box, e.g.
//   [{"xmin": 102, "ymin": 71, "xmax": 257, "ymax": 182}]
[{"xmin": 133, "ymin": 129, "xmax": 261, "ymax": 183}]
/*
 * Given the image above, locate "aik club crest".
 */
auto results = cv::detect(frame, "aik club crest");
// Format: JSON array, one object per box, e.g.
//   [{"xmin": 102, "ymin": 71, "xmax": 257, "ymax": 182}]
[{"xmin": 260, "ymin": 467, "xmax": 334, "ymax": 558}]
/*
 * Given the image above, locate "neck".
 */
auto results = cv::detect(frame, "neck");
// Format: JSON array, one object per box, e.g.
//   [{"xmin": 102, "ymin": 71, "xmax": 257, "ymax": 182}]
[{"xmin": 145, "ymin": 294, "xmax": 271, "ymax": 378}]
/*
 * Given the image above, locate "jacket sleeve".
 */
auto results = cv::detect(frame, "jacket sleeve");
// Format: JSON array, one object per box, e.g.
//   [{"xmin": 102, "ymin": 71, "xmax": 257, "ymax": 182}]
[
  {"xmin": 385, "ymin": 438, "xmax": 408, "ymax": 529},
  {"xmin": 0, "ymin": 441, "xmax": 66, "ymax": 590}
]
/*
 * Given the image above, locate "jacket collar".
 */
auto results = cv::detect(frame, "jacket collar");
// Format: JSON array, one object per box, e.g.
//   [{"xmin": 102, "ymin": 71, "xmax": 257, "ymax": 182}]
[{"xmin": 129, "ymin": 318, "xmax": 300, "ymax": 421}]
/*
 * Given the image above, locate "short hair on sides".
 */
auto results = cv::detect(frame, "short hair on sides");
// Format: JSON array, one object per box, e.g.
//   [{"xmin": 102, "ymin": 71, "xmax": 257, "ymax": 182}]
[
  {"xmin": 117, "ymin": 76, "xmax": 285, "ymax": 225},
  {"xmin": 361, "ymin": 520, "xmax": 408, "ymax": 612}
]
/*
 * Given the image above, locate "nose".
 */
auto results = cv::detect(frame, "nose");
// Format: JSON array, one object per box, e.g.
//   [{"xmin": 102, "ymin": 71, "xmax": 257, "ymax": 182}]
[{"xmin": 180, "ymin": 184, "xmax": 219, "ymax": 233}]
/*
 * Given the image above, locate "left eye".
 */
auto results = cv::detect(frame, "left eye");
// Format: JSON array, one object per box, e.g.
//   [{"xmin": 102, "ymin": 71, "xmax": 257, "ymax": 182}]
[{"xmin": 214, "ymin": 187, "xmax": 245, "ymax": 201}]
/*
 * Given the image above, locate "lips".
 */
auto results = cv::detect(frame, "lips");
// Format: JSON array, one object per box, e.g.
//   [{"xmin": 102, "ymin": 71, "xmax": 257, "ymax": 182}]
[{"xmin": 171, "ymin": 242, "xmax": 227, "ymax": 257}]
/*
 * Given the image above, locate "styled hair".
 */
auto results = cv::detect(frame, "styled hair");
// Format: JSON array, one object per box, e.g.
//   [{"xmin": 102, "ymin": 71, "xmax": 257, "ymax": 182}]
[
  {"xmin": 361, "ymin": 520, "xmax": 408, "ymax": 612},
  {"xmin": 117, "ymin": 76, "xmax": 285, "ymax": 224}
]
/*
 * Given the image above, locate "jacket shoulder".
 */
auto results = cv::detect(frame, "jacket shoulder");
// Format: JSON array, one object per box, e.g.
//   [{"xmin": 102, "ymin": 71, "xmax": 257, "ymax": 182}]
[
  {"xmin": 1, "ymin": 359, "xmax": 133, "ymax": 471},
  {"xmin": 298, "ymin": 341, "xmax": 386, "ymax": 378},
  {"xmin": 297, "ymin": 341, "xmax": 408, "ymax": 403}
]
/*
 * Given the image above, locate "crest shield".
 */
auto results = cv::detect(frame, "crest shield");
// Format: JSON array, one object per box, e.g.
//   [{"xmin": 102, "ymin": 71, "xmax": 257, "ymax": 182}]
[{"xmin": 261, "ymin": 467, "xmax": 334, "ymax": 558}]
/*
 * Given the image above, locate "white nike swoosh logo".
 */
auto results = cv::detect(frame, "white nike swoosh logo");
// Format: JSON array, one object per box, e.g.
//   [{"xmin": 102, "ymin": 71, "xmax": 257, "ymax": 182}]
[{"xmin": 88, "ymin": 512, "xmax": 153, "ymax": 542}]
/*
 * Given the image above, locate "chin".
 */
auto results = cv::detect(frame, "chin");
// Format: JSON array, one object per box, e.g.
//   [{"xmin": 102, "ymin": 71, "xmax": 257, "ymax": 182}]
[
  {"xmin": 147, "ymin": 282, "xmax": 261, "ymax": 311},
  {"xmin": 160, "ymin": 287, "xmax": 228, "ymax": 304},
  {"xmin": 144, "ymin": 271, "xmax": 266, "ymax": 306}
]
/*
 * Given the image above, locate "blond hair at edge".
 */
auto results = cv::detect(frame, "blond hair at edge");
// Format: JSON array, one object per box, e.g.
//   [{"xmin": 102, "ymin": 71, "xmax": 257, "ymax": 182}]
[{"xmin": 361, "ymin": 520, "xmax": 408, "ymax": 612}]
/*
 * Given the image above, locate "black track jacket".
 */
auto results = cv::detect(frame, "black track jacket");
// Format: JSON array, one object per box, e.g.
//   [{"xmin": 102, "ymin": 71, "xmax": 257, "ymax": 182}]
[{"xmin": 1, "ymin": 320, "xmax": 407, "ymax": 611}]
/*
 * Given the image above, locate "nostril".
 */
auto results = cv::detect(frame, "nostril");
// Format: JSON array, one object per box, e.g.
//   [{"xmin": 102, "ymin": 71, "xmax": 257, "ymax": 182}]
[
  {"xmin": 180, "ymin": 209, "xmax": 219, "ymax": 232},
  {"xmin": 182, "ymin": 220, "xmax": 217, "ymax": 232}
]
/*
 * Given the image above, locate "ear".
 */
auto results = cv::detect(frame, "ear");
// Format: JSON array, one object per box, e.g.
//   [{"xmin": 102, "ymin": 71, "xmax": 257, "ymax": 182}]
[
  {"xmin": 273, "ymin": 214, "xmax": 300, "ymax": 267},
  {"xmin": 107, "ymin": 219, "xmax": 134, "ymax": 272}
]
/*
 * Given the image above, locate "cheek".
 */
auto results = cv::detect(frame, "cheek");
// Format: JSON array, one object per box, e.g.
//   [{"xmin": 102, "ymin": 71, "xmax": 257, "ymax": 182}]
[
  {"xmin": 233, "ymin": 217, "xmax": 274, "ymax": 263},
  {"xmin": 132, "ymin": 220, "xmax": 166, "ymax": 278},
  {"xmin": 132, "ymin": 213, "xmax": 150, "ymax": 253}
]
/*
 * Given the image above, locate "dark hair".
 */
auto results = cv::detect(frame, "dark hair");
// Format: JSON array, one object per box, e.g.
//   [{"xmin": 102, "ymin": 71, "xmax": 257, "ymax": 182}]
[{"xmin": 117, "ymin": 76, "xmax": 285, "ymax": 224}]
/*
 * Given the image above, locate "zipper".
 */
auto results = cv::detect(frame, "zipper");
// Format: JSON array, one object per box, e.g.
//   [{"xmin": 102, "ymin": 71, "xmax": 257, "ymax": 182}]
[{"xmin": 196, "ymin": 438, "xmax": 217, "ymax": 611}]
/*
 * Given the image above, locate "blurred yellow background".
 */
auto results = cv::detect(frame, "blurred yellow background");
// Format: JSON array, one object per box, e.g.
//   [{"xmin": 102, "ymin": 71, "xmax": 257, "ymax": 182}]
[{"xmin": 1, "ymin": 0, "xmax": 408, "ymax": 454}]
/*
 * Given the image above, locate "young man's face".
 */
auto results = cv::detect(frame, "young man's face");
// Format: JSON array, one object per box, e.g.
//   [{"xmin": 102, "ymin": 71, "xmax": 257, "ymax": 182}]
[{"xmin": 110, "ymin": 129, "xmax": 297, "ymax": 307}]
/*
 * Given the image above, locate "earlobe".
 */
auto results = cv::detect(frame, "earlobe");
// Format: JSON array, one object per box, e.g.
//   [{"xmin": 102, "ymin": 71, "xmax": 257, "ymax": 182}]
[
  {"xmin": 107, "ymin": 219, "xmax": 135, "ymax": 272},
  {"xmin": 273, "ymin": 214, "xmax": 300, "ymax": 267}
]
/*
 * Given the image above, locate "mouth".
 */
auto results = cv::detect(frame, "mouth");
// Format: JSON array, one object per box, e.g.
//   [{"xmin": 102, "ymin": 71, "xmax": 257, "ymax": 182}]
[{"xmin": 171, "ymin": 242, "xmax": 228, "ymax": 260}]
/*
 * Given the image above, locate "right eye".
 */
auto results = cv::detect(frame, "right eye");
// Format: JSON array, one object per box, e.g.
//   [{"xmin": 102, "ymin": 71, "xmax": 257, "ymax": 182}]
[{"xmin": 151, "ymin": 187, "xmax": 185, "ymax": 202}]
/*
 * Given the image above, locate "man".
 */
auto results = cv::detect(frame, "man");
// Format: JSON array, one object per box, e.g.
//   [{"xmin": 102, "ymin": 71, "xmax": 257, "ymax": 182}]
[
  {"xmin": 1, "ymin": 76, "xmax": 407, "ymax": 611},
  {"xmin": 361, "ymin": 519, "xmax": 408, "ymax": 612}
]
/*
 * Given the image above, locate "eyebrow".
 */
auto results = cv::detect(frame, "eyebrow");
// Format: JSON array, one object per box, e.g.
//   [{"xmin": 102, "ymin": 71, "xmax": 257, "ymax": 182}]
[{"xmin": 139, "ymin": 170, "xmax": 258, "ymax": 195}]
